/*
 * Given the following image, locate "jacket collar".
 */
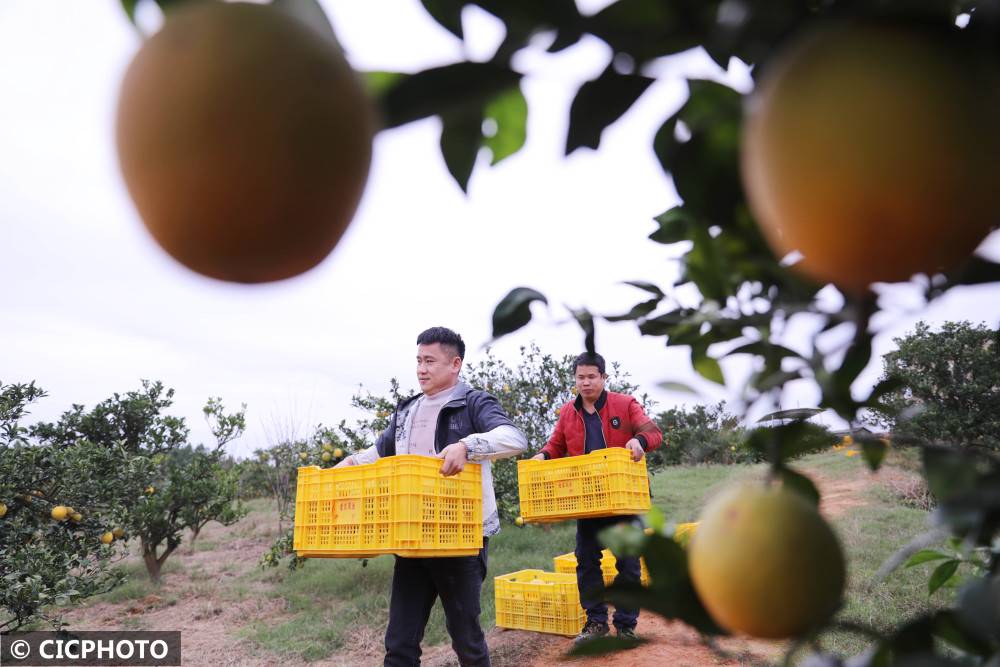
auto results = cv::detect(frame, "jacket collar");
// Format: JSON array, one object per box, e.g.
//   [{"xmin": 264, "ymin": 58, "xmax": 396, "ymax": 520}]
[
  {"xmin": 398, "ymin": 380, "xmax": 471, "ymax": 410},
  {"xmin": 574, "ymin": 389, "xmax": 608, "ymax": 413}
]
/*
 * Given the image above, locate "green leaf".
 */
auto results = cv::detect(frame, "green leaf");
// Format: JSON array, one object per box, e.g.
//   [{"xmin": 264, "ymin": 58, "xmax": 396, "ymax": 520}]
[
  {"xmin": 585, "ymin": 0, "xmax": 711, "ymax": 63},
  {"xmin": 605, "ymin": 297, "xmax": 661, "ymax": 322},
  {"xmin": 440, "ymin": 107, "xmax": 483, "ymax": 192},
  {"xmin": 922, "ymin": 446, "xmax": 979, "ymax": 502},
  {"xmin": 744, "ymin": 421, "xmax": 838, "ymax": 466},
  {"xmin": 378, "ymin": 62, "xmax": 520, "ymax": 129},
  {"xmin": 928, "ymin": 560, "xmax": 960, "ymax": 596},
  {"xmin": 656, "ymin": 381, "xmax": 698, "ymax": 395},
  {"xmin": 566, "ymin": 63, "xmax": 654, "ymax": 154},
  {"xmin": 622, "ymin": 281, "xmax": 665, "ymax": 298},
  {"xmin": 420, "ymin": 0, "xmax": 466, "ymax": 39},
  {"xmin": 570, "ymin": 308, "xmax": 596, "ymax": 355},
  {"xmin": 777, "ymin": 466, "xmax": 820, "ymax": 507},
  {"xmin": 120, "ymin": 0, "xmax": 139, "ymax": 23},
  {"xmin": 859, "ymin": 437, "xmax": 888, "ymax": 472},
  {"xmin": 955, "ymin": 576, "xmax": 1000, "ymax": 646},
  {"xmin": 950, "ymin": 256, "xmax": 1000, "ymax": 287},
  {"xmin": 653, "ymin": 80, "xmax": 744, "ymax": 224},
  {"xmin": 645, "ymin": 506, "xmax": 666, "ymax": 534},
  {"xmin": 649, "ymin": 208, "xmax": 693, "ymax": 244},
  {"xmin": 491, "ymin": 288, "xmax": 547, "ymax": 340},
  {"xmin": 363, "ymin": 71, "xmax": 409, "ymax": 99},
  {"xmin": 931, "ymin": 609, "xmax": 994, "ymax": 656},
  {"xmin": 904, "ymin": 550, "xmax": 951, "ymax": 568},
  {"xmin": 836, "ymin": 333, "xmax": 874, "ymax": 394},
  {"xmin": 483, "ymin": 86, "xmax": 527, "ymax": 165},
  {"xmin": 691, "ymin": 345, "xmax": 724, "ymax": 385}
]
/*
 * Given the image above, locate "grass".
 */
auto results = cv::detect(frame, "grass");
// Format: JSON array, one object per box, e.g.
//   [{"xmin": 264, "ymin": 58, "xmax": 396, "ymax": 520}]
[{"xmin": 87, "ymin": 559, "xmax": 182, "ymax": 604}]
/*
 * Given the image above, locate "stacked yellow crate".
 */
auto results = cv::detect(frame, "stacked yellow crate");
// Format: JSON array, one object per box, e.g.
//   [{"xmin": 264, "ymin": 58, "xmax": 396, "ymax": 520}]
[{"xmin": 494, "ymin": 570, "xmax": 586, "ymax": 636}]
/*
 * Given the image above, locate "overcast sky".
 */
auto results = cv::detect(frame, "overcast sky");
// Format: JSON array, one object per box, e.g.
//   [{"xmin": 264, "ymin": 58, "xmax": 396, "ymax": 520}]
[{"xmin": 2, "ymin": 0, "xmax": 998, "ymax": 458}]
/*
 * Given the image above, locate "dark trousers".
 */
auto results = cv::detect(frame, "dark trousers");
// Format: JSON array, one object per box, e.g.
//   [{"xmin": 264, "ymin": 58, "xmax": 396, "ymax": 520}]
[
  {"xmin": 575, "ymin": 516, "xmax": 641, "ymax": 629},
  {"xmin": 384, "ymin": 540, "xmax": 490, "ymax": 667}
]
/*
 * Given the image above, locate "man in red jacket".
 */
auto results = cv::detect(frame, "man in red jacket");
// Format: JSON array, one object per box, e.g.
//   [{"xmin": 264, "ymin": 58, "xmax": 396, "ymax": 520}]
[{"xmin": 531, "ymin": 351, "xmax": 662, "ymax": 644}]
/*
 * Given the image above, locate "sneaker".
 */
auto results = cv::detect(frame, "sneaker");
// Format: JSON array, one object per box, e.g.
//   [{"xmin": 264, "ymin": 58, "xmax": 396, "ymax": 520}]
[
  {"xmin": 616, "ymin": 626, "xmax": 639, "ymax": 643},
  {"xmin": 573, "ymin": 620, "xmax": 609, "ymax": 644}
]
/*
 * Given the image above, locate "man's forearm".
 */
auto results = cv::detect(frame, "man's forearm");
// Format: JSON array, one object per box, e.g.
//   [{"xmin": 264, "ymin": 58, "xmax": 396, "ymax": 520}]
[
  {"xmin": 351, "ymin": 444, "xmax": 380, "ymax": 465},
  {"xmin": 462, "ymin": 424, "xmax": 527, "ymax": 462}
]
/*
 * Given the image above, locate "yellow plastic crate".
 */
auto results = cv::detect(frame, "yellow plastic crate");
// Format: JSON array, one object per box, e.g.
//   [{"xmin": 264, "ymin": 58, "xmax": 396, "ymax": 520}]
[
  {"xmin": 494, "ymin": 570, "xmax": 586, "ymax": 636},
  {"xmin": 517, "ymin": 448, "xmax": 650, "ymax": 523},
  {"xmin": 293, "ymin": 455, "xmax": 482, "ymax": 558},
  {"xmin": 552, "ymin": 549, "xmax": 651, "ymax": 587},
  {"xmin": 673, "ymin": 521, "xmax": 699, "ymax": 548}
]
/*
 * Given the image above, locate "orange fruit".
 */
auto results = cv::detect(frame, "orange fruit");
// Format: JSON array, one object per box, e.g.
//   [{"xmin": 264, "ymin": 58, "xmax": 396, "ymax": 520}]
[
  {"xmin": 742, "ymin": 21, "xmax": 1000, "ymax": 294},
  {"xmin": 51, "ymin": 505, "xmax": 70, "ymax": 521},
  {"xmin": 689, "ymin": 483, "xmax": 845, "ymax": 638},
  {"xmin": 0, "ymin": 503, "xmax": 7, "ymax": 518},
  {"xmin": 100, "ymin": 531, "xmax": 115, "ymax": 545},
  {"xmin": 116, "ymin": 2, "xmax": 375, "ymax": 283},
  {"xmin": 112, "ymin": 527, "xmax": 126, "ymax": 539},
  {"xmin": 333, "ymin": 448, "xmax": 344, "ymax": 458}
]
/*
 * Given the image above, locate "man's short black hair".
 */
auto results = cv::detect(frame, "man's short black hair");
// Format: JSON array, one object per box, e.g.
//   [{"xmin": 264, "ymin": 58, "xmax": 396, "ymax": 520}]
[
  {"xmin": 417, "ymin": 327, "xmax": 466, "ymax": 359},
  {"xmin": 573, "ymin": 352, "xmax": 606, "ymax": 375}
]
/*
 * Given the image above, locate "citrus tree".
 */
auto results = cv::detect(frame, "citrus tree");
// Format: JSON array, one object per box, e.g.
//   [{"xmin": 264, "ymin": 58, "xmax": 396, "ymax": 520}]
[
  {"xmin": 32, "ymin": 383, "xmax": 248, "ymax": 583},
  {"xmin": 0, "ymin": 382, "xmax": 145, "ymax": 631},
  {"xmin": 652, "ymin": 403, "xmax": 752, "ymax": 467},
  {"xmin": 118, "ymin": 0, "xmax": 1000, "ymax": 663},
  {"xmin": 870, "ymin": 321, "xmax": 1000, "ymax": 451},
  {"xmin": 126, "ymin": 397, "xmax": 247, "ymax": 583}
]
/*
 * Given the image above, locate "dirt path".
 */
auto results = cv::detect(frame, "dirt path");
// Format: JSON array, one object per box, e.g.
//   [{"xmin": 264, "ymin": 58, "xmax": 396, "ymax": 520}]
[{"xmin": 59, "ymin": 514, "xmax": 289, "ymax": 667}]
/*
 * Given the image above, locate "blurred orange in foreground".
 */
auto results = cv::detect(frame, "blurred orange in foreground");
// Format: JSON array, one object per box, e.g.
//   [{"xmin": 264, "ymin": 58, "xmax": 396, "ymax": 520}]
[
  {"xmin": 742, "ymin": 21, "xmax": 1000, "ymax": 294},
  {"xmin": 117, "ymin": 2, "xmax": 375, "ymax": 283},
  {"xmin": 689, "ymin": 483, "xmax": 845, "ymax": 638}
]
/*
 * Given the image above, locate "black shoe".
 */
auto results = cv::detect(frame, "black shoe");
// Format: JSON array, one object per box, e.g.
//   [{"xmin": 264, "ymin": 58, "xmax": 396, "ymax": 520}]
[
  {"xmin": 574, "ymin": 620, "xmax": 609, "ymax": 644},
  {"xmin": 616, "ymin": 626, "xmax": 639, "ymax": 643}
]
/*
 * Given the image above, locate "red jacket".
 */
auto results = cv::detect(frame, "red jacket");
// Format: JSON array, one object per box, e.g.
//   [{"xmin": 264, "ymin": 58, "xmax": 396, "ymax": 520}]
[{"xmin": 540, "ymin": 390, "xmax": 662, "ymax": 459}]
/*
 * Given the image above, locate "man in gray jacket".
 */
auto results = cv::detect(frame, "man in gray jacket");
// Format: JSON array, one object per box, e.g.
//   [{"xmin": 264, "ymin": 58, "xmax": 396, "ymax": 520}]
[{"xmin": 337, "ymin": 326, "xmax": 527, "ymax": 667}]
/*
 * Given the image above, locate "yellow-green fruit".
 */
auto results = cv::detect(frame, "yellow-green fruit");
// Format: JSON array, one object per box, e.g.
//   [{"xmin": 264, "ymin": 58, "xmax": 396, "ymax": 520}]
[
  {"xmin": 51, "ymin": 505, "xmax": 70, "ymax": 521},
  {"xmin": 514, "ymin": 516, "xmax": 524, "ymax": 527},
  {"xmin": 299, "ymin": 452, "xmax": 309, "ymax": 461},
  {"xmin": 146, "ymin": 486, "xmax": 155, "ymax": 495},
  {"xmin": 100, "ymin": 532, "xmax": 115, "ymax": 545},
  {"xmin": 116, "ymin": 2, "xmax": 375, "ymax": 283},
  {"xmin": 321, "ymin": 451, "xmax": 332, "ymax": 462},
  {"xmin": 0, "ymin": 503, "xmax": 7, "ymax": 518},
  {"xmin": 71, "ymin": 512, "xmax": 83, "ymax": 522},
  {"xmin": 742, "ymin": 21, "xmax": 1000, "ymax": 295},
  {"xmin": 689, "ymin": 484, "xmax": 845, "ymax": 639},
  {"xmin": 322, "ymin": 443, "xmax": 333, "ymax": 452}
]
